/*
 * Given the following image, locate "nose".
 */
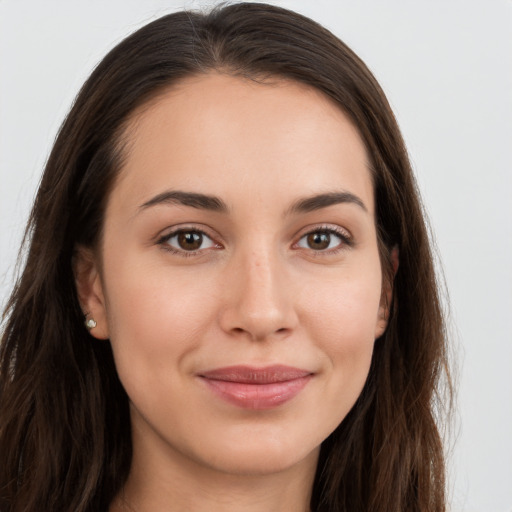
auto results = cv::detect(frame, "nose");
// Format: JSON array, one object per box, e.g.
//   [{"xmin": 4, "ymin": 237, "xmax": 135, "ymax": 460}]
[{"xmin": 218, "ymin": 248, "xmax": 298, "ymax": 342}]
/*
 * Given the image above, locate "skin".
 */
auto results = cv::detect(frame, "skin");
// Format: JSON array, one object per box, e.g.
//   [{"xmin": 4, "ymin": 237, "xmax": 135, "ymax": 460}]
[{"xmin": 76, "ymin": 73, "xmax": 392, "ymax": 512}]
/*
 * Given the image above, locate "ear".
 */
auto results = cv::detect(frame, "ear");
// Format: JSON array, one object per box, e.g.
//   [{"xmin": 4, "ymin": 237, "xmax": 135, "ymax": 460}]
[
  {"xmin": 73, "ymin": 246, "xmax": 110, "ymax": 340},
  {"xmin": 375, "ymin": 246, "xmax": 399, "ymax": 339}
]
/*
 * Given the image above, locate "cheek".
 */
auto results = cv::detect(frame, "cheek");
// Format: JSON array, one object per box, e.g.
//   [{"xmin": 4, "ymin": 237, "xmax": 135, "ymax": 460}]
[
  {"xmin": 299, "ymin": 263, "xmax": 382, "ymax": 405},
  {"xmin": 301, "ymin": 258, "xmax": 382, "ymax": 344},
  {"xmin": 102, "ymin": 257, "xmax": 219, "ymax": 376},
  {"xmin": 319, "ymin": 287, "xmax": 379, "ymax": 374},
  {"xmin": 101, "ymin": 262, "xmax": 225, "ymax": 432}
]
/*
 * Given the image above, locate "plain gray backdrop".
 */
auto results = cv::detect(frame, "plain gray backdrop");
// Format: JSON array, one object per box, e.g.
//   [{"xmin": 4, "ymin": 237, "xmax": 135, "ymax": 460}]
[{"xmin": 1, "ymin": 1, "xmax": 511, "ymax": 511}]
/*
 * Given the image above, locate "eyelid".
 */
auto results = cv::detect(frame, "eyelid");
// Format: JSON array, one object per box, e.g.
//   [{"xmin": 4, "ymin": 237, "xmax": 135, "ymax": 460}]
[
  {"xmin": 293, "ymin": 224, "xmax": 354, "ymax": 252},
  {"xmin": 156, "ymin": 224, "xmax": 223, "ymax": 256}
]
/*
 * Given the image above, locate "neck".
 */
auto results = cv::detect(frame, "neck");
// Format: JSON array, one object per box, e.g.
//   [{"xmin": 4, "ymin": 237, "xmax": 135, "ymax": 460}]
[
  {"xmin": 116, "ymin": 471, "xmax": 315, "ymax": 512},
  {"xmin": 110, "ymin": 422, "xmax": 318, "ymax": 512}
]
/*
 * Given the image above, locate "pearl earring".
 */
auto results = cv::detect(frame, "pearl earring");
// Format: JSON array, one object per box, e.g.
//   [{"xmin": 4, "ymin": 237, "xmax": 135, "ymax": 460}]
[{"xmin": 85, "ymin": 317, "xmax": 97, "ymax": 330}]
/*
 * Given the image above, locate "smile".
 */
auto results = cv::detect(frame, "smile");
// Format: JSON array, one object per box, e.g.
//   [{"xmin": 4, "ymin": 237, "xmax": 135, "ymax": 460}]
[{"xmin": 198, "ymin": 365, "xmax": 313, "ymax": 410}]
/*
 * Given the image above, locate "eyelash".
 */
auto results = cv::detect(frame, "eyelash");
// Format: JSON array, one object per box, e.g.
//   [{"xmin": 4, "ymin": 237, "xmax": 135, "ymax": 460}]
[
  {"xmin": 294, "ymin": 225, "xmax": 353, "ymax": 255},
  {"xmin": 156, "ymin": 226, "xmax": 221, "ymax": 257},
  {"xmin": 156, "ymin": 224, "xmax": 353, "ymax": 257}
]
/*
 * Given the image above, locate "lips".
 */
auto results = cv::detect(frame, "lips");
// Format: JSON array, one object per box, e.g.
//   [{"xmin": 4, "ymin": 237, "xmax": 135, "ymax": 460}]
[{"xmin": 198, "ymin": 365, "xmax": 313, "ymax": 410}]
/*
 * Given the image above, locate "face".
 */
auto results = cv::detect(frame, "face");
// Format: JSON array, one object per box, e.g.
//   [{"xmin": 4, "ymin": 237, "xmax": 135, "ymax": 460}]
[{"xmin": 77, "ymin": 73, "xmax": 390, "ymax": 478}]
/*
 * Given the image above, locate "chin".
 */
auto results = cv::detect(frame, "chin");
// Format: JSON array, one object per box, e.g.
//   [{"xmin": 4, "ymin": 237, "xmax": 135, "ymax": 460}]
[
  {"xmin": 189, "ymin": 426, "xmax": 322, "ymax": 476},
  {"xmin": 207, "ymin": 448, "xmax": 318, "ymax": 477}
]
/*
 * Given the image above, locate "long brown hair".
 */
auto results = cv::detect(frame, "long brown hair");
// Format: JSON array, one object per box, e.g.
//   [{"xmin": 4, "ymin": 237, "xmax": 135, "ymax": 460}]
[{"xmin": 0, "ymin": 3, "xmax": 451, "ymax": 511}]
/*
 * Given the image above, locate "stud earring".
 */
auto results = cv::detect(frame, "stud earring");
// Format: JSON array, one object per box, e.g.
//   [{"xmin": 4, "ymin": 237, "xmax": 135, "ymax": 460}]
[{"xmin": 85, "ymin": 317, "xmax": 97, "ymax": 330}]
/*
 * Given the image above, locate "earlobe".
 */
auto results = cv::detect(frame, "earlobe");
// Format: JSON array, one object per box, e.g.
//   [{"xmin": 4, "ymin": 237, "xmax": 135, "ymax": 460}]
[
  {"xmin": 73, "ymin": 246, "xmax": 110, "ymax": 340},
  {"xmin": 375, "ymin": 245, "xmax": 399, "ymax": 339},
  {"xmin": 375, "ymin": 304, "xmax": 390, "ymax": 339}
]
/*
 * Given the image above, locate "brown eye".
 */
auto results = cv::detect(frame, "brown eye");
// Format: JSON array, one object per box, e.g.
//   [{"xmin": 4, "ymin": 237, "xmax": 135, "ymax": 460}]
[
  {"xmin": 297, "ymin": 229, "xmax": 348, "ymax": 252},
  {"xmin": 177, "ymin": 231, "xmax": 203, "ymax": 251},
  {"xmin": 162, "ymin": 229, "xmax": 216, "ymax": 253},
  {"xmin": 306, "ymin": 232, "xmax": 331, "ymax": 250}
]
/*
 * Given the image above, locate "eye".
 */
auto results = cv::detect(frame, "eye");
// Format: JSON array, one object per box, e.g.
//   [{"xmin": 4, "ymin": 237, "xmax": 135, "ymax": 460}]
[
  {"xmin": 159, "ymin": 229, "xmax": 218, "ymax": 254},
  {"xmin": 296, "ymin": 228, "xmax": 350, "ymax": 252}
]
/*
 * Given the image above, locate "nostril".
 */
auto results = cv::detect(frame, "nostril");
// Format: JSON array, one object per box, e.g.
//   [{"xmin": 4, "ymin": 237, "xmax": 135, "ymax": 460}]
[{"xmin": 229, "ymin": 326, "xmax": 290, "ymax": 339}]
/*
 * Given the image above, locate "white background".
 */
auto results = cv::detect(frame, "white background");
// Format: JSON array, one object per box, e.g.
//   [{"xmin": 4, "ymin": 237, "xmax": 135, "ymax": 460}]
[{"xmin": 0, "ymin": 1, "xmax": 511, "ymax": 511}]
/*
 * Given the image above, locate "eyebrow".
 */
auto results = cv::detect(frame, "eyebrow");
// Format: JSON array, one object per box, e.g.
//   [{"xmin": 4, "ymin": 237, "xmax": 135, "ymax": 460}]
[
  {"xmin": 287, "ymin": 191, "xmax": 368, "ymax": 215},
  {"xmin": 139, "ymin": 190, "xmax": 228, "ymax": 212},
  {"xmin": 138, "ymin": 189, "xmax": 367, "ymax": 216}
]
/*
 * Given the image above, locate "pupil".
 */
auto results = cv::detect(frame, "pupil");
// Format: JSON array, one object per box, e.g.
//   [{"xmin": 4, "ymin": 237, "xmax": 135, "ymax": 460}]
[
  {"xmin": 308, "ymin": 232, "xmax": 330, "ymax": 250},
  {"xmin": 178, "ymin": 232, "xmax": 202, "ymax": 250}
]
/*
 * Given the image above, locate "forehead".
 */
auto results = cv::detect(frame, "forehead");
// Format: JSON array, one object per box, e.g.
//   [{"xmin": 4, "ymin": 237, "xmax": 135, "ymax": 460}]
[{"xmin": 110, "ymin": 73, "xmax": 374, "ymax": 217}]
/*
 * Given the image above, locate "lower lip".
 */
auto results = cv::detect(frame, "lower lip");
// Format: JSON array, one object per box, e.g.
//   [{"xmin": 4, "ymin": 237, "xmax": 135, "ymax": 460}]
[{"xmin": 200, "ymin": 376, "xmax": 312, "ymax": 410}]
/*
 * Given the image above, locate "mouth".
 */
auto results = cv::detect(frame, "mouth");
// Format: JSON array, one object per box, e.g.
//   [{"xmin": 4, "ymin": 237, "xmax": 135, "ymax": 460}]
[{"xmin": 198, "ymin": 365, "xmax": 313, "ymax": 410}]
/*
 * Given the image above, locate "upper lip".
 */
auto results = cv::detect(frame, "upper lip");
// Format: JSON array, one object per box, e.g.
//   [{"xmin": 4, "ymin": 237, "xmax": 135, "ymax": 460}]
[{"xmin": 198, "ymin": 365, "xmax": 312, "ymax": 384}]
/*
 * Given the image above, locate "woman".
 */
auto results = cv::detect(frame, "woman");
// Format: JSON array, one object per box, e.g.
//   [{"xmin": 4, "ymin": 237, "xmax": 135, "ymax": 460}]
[{"xmin": 0, "ymin": 3, "xmax": 451, "ymax": 511}]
